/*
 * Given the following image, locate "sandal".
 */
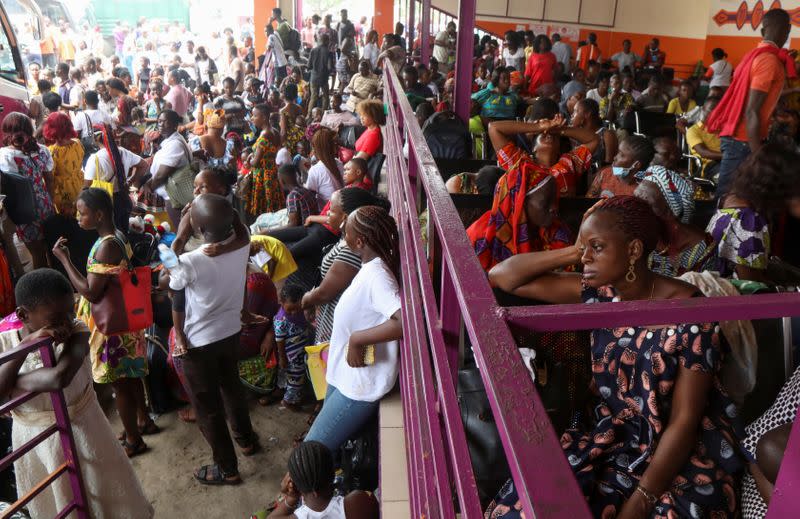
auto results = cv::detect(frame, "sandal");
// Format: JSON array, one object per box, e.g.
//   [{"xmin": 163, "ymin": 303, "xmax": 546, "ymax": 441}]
[
  {"xmin": 178, "ymin": 406, "xmax": 196, "ymax": 423},
  {"xmin": 122, "ymin": 438, "xmax": 148, "ymax": 458},
  {"xmin": 118, "ymin": 420, "xmax": 161, "ymax": 441},
  {"xmin": 194, "ymin": 464, "xmax": 242, "ymax": 486},
  {"xmin": 236, "ymin": 432, "xmax": 261, "ymax": 457}
]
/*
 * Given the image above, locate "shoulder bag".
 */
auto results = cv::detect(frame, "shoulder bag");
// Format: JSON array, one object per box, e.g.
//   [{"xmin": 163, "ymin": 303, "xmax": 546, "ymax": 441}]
[{"xmin": 164, "ymin": 140, "xmax": 198, "ymax": 209}]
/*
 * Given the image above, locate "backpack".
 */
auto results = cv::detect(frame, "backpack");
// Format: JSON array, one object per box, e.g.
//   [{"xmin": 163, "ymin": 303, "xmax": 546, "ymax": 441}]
[
  {"xmin": 422, "ymin": 111, "xmax": 471, "ymax": 160},
  {"xmin": 285, "ymin": 28, "xmax": 302, "ymax": 54},
  {"xmin": 78, "ymin": 112, "xmax": 100, "ymax": 166}
]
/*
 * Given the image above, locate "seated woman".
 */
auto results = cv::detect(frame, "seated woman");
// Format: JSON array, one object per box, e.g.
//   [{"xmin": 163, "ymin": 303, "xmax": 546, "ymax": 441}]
[
  {"xmin": 666, "ymin": 80, "xmax": 698, "ymax": 116},
  {"xmin": 446, "ymin": 165, "xmax": 505, "ymax": 195},
  {"xmin": 707, "ymin": 144, "xmax": 800, "ymax": 281},
  {"xmin": 588, "ymin": 135, "xmax": 655, "ymax": 198},
  {"xmin": 635, "ymin": 167, "xmax": 717, "ymax": 277},
  {"xmin": 471, "ymin": 66, "xmax": 523, "ymax": 122},
  {"xmin": 354, "ymin": 99, "xmax": 385, "ymax": 161},
  {"xmin": 468, "ymin": 116, "xmax": 598, "ymax": 272},
  {"xmin": 571, "ymin": 98, "xmax": 617, "ymax": 167},
  {"xmin": 304, "ymin": 127, "xmax": 345, "ymax": 208},
  {"xmin": 487, "ymin": 195, "xmax": 744, "ymax": 518},
  {"xmin": 190, "ymin": 109, "xmax": 236, "ymax": 173}
]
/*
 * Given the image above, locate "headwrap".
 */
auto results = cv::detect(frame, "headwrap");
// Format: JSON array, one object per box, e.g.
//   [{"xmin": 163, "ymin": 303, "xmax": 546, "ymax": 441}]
[
  {"xmin": 206, "ymin": 109, "xmax": 226, "ymax": 130},
  {"xmin": 560, "ymin": 80, "xmax": 585, "ymax": 113},
  {"xmin": 639, "ymin": 165, "xmax": 695, "ymax": 224}
]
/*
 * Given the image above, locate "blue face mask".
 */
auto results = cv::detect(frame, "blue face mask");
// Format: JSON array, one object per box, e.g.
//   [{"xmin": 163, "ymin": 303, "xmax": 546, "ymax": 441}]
[{"xmin": 612, "ymin": 166, "xmax": 632, "ymax": 178}]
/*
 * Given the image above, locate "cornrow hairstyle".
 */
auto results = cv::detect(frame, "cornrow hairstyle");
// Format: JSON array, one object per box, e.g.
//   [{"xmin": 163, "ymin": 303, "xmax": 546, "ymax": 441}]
[
  {"xmin": 339, "ymin": 187, "xmax": 391, "ymax": 214},
  {"xmin": 78, "ymin": 187, "xmax": 114, "ymax": 221},
  {"xmin": 622, "ymin": 135, "xmax": 656, "ymax": 169},
  {"xmin": 311, "ymin": 127, "xmax": 344, "ymax": 189},
  {"xmin": 280, "ymin": 283, "xmax": 305, "ymax": 304},
  {"xmin": 349, "ymin": 206, "xmax": 400, "ymax": 283},
  {"xmin": 287, "ymin": 441, "xmax": 334, "ymax": 494},
  {"xmin": 589, "ymin": 195, "xmax": 668, "ymax": 256}
]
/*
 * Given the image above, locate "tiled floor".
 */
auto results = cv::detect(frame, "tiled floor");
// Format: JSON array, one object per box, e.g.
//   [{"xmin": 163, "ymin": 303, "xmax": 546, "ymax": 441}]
[{"xmin": 380, "ymin": 390, "xmax": 410, "ymax": 518}]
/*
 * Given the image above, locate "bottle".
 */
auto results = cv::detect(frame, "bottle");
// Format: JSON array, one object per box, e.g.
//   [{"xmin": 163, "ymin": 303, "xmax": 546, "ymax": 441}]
[{"xmin": 158, "ymin": 244, "xmax": 180, "ymax": 269}]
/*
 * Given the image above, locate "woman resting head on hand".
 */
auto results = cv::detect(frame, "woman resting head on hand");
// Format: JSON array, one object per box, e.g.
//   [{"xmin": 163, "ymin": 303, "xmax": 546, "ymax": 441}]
[{"xmin": 486, "ymin": 195, "xmax": 744, "ymax": 519}]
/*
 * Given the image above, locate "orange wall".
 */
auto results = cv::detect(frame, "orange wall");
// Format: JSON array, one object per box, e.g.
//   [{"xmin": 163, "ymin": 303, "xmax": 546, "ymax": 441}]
[
  {"xmin": 374, "ymin": 0, "xmax": 395, "ymax": 41},
  {"xmin": 255, "ymin": 0, "xmax": 280, "ymax": 55}
]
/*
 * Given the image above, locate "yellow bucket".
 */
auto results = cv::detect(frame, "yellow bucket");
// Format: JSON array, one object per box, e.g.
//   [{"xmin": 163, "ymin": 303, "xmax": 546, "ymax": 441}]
[{"xmin": 305, "ymin": 342, "xmax": 330, "ymax": 401}]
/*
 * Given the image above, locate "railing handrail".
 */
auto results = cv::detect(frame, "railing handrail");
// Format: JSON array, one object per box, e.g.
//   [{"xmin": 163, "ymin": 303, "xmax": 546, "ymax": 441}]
[{"xmin": 0, "ymin": 336, "xmax": 89, "ymax": 519}]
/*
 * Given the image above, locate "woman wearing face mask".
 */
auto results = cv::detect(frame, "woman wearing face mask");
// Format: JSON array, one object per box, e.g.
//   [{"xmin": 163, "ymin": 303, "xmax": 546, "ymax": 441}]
[
  {"xmin": 486, "ymin": 195, "xmax": 744, "ymax": 519},
  {"xmin": 588, "ymin": 135, "xmax": 655, "ymax": 198},
  {"xmin": 468, "ymin": 115, "xmax": 598, "ymax": 271}
]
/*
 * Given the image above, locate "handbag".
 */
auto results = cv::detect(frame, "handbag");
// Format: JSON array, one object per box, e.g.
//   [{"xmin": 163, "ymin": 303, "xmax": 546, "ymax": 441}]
[
  {"xmin": 0, "ymin": 170, "xmax": 37, "ymax": 225},
  {"xmin": 90, "ymin": 155, "xmax": 115, "ymax": 196},
  {"xmin": 304, "ymin": 342, "xmax": 329, "ymax": 400},
  {"xmin": 79, "ymin": 113, "xmax": 100, "ymax": 165},
  {"xmin": 164, "ymin": 143, "xmax": 197, "ymax": 208},
  {"xmin": 90, "ymin": 234, "xmax": 153, "ymax": 335}
]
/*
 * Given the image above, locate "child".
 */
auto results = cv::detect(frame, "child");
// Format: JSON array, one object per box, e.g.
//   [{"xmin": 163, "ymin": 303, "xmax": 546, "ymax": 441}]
[
  {"xmin": 303, "ymin": 158, "xmax": 371, "ymax": 227},
  {"xmin": 293, "ymin": 139, "xmax": 312, "ymax": 183},
  {"xmin": 0, "ymin": 269, "xmax": 153, "ymax": 518},
  {"xmin": 273, "ymin": 284, "xmax": 312, "ymax": 408},
  {"xmin": 278, "ymin": 164, "xmax": 318, "ymax": 227},
  {"xmin": 268, "ymin": 441, "xmax": 378, "ymax": 519}
]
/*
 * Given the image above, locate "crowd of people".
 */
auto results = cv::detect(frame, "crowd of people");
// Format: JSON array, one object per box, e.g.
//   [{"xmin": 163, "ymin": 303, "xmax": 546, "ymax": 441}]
[{"xmin": 2, "ymin": 3, "xmax": 800, "ymax": 519}]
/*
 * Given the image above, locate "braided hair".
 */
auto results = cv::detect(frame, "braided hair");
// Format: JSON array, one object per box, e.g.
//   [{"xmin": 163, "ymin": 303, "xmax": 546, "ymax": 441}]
[
  {"xmin": 588, "ymin": 195, "xmax": 668, "ymax": 256},
  {"xmin": 95, "ymin": 123, "xmax": 127, "ymax": 194},
  {"xmin": 287, "ymin": 441, "xmax": 334, "ymax": 495},
  {"xmin": 622, "ymin": 135, "xmax": 656, "ymax": 169},
  {"xmin": 348, "ymin": 206, "xmax": 400, "ymax": 283}
]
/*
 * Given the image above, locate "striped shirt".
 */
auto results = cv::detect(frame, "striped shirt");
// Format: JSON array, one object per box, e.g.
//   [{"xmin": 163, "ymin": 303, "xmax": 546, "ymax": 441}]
[{"xmin": 315, "ymin": 241, "xmax": 362, "ymax": 344}]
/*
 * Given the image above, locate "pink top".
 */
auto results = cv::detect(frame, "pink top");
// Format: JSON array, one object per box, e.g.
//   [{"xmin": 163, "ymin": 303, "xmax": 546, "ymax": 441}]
[{"xmin": 165, "ymin": 85, "xmax": 192, "ymax": 118}]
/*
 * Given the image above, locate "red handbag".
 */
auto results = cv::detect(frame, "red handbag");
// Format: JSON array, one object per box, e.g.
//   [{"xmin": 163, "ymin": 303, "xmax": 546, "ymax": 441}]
[{"xmin": 91, "ymin": 236, "xmax": 153, "ymax": 336}]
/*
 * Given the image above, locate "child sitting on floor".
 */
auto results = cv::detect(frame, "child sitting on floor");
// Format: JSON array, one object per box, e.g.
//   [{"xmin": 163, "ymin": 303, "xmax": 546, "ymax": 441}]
[{"xmin": 273, "ymin": 284, "xmax": 312, "ymax": 409}]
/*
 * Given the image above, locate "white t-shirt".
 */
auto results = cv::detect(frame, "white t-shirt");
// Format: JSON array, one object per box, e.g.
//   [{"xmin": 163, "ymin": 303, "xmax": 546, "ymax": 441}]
[
  {"xmin": 69, "ymin": 84, "xmax": 86, "ymax": 109},
  {"xmin": 709, "ymin": 59, "xmax": 733, "ymax": 88},
  {"xmin": 295, "ymin": 496, "xmax": 346, "ymax": 519},
  {"xmin": 305, "ymin": 159, "xmax": 343, "ymax": 207},
  {"xmin": 269, "ymin": 33, "xmax": 288, "ymax": 68},
  {"xmin": 362, "ymin": 43, "xmax": 379, "ymax": 68},
  {"xmin": 84, "ymin": 147, "xmax": 142, "ymax": 182},
  {"xmin": 552, "ymin": 41, "xmax": 572, "ymax": 69},
  {"xmin": 151, "ymin": 132, "xmax": 191, "ymax": 199},
  {"xmin": 72, "ymin": 109, "xmax": 114, "ymax": 138},
  {"xmin": 586, "ymin": 88, "xmax": 604, "ymax": 103},
  {"xmin": 433, "ymin": 30, "xmax": 451, "ymax": 64},
  {"xmin": 276, "ymin": 147, "xmax": 292, "ymax": 167},
  {"xmin": 502, "ymin": 47, "xmax": 526, "ymax": 72},
  {"xmin": 611, "ymin": 51, "xmax": 640, "ymax": 74},
  {"xmin": 0, "ymin": 145, "xmax": 53, "ymax": 174},
  {"xmin": 169, "ymin": 241, "xmax": 250, "ymax": 348},
  {"xmin": 327, "ymin": 257, "xmax": 401, "ymax": 402}
]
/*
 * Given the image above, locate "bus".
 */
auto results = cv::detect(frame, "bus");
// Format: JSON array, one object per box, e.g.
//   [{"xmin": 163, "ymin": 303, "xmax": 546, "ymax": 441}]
[{"xmin": 0, "ymin": 0, "xmax": 33, "ymax": 139}]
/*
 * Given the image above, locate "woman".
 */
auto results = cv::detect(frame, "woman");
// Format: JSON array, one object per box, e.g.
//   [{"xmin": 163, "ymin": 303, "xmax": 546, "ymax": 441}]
[
  {"xmin": 502, "ymin": 31, "xmax": 526, "ymax": 72},
  {"xmin": 115, "ymin": 95, "xmax": 144, "ymax": 155},
  {"xmin": 243, "ymin": 77, "xmax": 265, "ymax": 111},
  {"xmin": 213, "ymin": 77, "xmax": 249, "ymax": 136},
  {"xmin": 561, "ymin": 78, "xmax": 587, "ymax": 120},
  {"xmin": 707, "ymin": 144, "xmax": 800, "ymax": 281},
  {"xmin": 245, "ymin": 103, "xmax": 283, "ymax": 219},
  {"xmin": 354, "ymin": 99, "xmax": 385, "ymax": 161},
  {"xmin": 53, "ymin": 188, "xmax": 156, "ymax": 458},
  {"xmin": 0, "ymin": 112, "xmax": 56, "ymax": 269},
  {"xmin": 301, "ymin": 188, "xmax": 392, "ymax": 345},
  {"xmin": 471, "ymin": 66, "xmax": 522, "ymax": 121},
  {"xmin": 599, "ymin": 73, "xmax": 636, "ymax": 125},
  {"xmin": 43, "ymin": 112, "xmax": 84, "ymax": 217},
  {"xmin": 303, "ymin": 205, "xmax": 402, "ymax": 452},
  {"xmin": 305, "ymin": 127, "xmax": 344, "ymax": 207},
  {"xmin": 143, "ymin": 77, "xmax": 170, "ymax": 132},
  {"xmin": 193, "ymin": 110, "xmax": 236, "ymax": 173},
  {"xmin": 634, "ymin": 167, "xmax": 717, "ymax": 277},
  {"xmin": 362, "ymin": 30, "xmax": 380, "ymax": 70},
  {"xmin": 180, "ymin": 82, "xmax": 212, "ymax": 135},
  {"xmin": 140, "ymin": 110, "xmax": 193, "ymax": 227},
  {"xmin": 487, "ymin": 195, "xmax": 744, "ymax": 518},
  {"xmin": 524, "ymin": 34, "xmax": 556, "ymax": 97},
  {"xmin": 571, "ymin": 98, "xmax": 617, "ymax": 166},
  {"xmin": 280, "ymin": 83, "xmax": 305, "ymax": 154}
]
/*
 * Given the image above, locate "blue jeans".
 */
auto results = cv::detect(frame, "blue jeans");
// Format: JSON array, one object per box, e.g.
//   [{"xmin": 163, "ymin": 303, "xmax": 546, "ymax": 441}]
[
  {"xmin": 716, "ymin": 137, "xmax": 751, "ymax": 198},
  {"xmin": 304, "ymin": 384, "xmax": 379, "ymax": 452}
]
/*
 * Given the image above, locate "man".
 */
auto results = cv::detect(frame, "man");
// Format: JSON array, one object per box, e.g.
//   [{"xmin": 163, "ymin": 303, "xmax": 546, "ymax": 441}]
[
  {"xmin": 165, "ymin": 69, "xmax": 192, "ymax": 120},
  {"xmin": 168, "ymin": 194, "xmax": 259, "ymax": 486},
  {"xmin": 83, "ymin": 58, "xmax": 103, "ymax": 90},
  {"xmin": 635, "ymin": 76, "xmax": 669, "ymax": 113},
  {"xmin": 225, "ymin": 44, "xmax": 245, "ymax": 94},
  {"xmin": 377, "ymin": 34, "xmax": 407, "ymax": 75},
  {"xmin": 67, "ymin": 68, "xmax": 86, "ymax": 110},
  {"xmin": 337, "ymin": 10, "xmax": 356, "ymax": 48},
  {"xmin": 238, "ymin": 36, "xmax": 255, "ymax": 64},
  {"xmin": 643, "ymin": 38, "xmax": 666, "ymax": 71},
  {"xmin": 72, "ymin": 90, "xmax": 114, "ymax": 139},
  {"xmin": 270, "ymin": 7, "xmax": 292, "ymax": 50},
  {"xmin": 95, "ymin": 80, "xmax": 115, "ymax": 115},
  {"xmin": 686, "ymin": 96, "xmax": 723, "ymax": 178},
  {"xmin": 319, "ymin": 15, "xmax": 338, "ymax": 88},
  {"xmin": 308, "ymin": 34, "xmax": 331, "ymax": 111},
  {"xmin": 27, "ymin": 62, "xmax": 42, "ymax": 93},
  {"xmin": 611, "ymin": 40, "xmax": 641, "ymax": 76},
  {"xmin": 345, "ymin": 60, "xmax": 382, "ymax": 112},
  {"xmin": 706, "ymin": 8, "xmax": 792, "ymax": 197},
  {"xmin": 433, "ymin": 22, "xmax": 456, "ymax": 73},
  {"xmin": 551, "ymin": 33, "xmax": 572, "ymax": 73},
  {"xmin": 39, "ymin": 18, "xmax": 57, "ymax": 68},
  {"xmin": 395, "ymin": 22, "xmax": 407, "ymax": 51},
  {"xmin": 401, "ymin": 65, "xmax": 434, "ymax": 108},
  {"xmin": 55, "ymin": 62, "xmax": 73, "ymax": 106},
  {"xmin": 266, "ymin": 24, "xmax": 288, "ymax": 86},
  {"xmin": 576, "ymin": 32, "xmax": 601, "ymax": 71}
]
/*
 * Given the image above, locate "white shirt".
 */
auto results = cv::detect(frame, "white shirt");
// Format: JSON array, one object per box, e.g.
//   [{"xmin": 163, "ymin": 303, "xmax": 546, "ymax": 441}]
[
  {"xmin": 69, "ymin": 83, "xmax": 86, "ymax": 109},
  {"xmin": 276, "ymin": 147, "xmax": 292, "ymax": 167},
  {"xmin": 709, "ymin": 59, "xmax": 733, "ymax": 88},
  {"xmin": 0, "ymin": 145, "xmax": 53, "ymax": 174},
  {"xmin": 169, "ymin": 241, "xmax": 250, "ymax": 348},
  {"xmin": 611, "ymin": 51, "xmax": 641, "ymax": 74},
  {"xmin": 151, "ymin": 132, "xmax": 191, "ymax": 199},
  {"xmin": 305, "ymin": 159, "xmax": 344, "ymax": 207},
  {"xmin": 72, "ymin": 109, "xmax": 114, "ymax": 138},
  {"xmin": 84, "ymin": 147, "xmax": 142, "ymax": 182},
  {"xmin": 433, "ymin": 31, "xmax": 451, "ymax": 63},
  {"xmin": 362, "ymin": 43, "xmax": 379, "ymax": 68},
  {"xmin": 586, "ymin": 88, "xmax": 604, "ymax": 103},
  {"xmin": 502, "ymin": 47, "xmax": 526, "ymax": 72},
  {"xmin": 268, "ymin": 33, "xmax": 287, "ymax": 68},
  {"xmin": 295, "ymin": 496, "xmax": 346, "ymax": 519},
  {"xmin": 327, "ymin": 257, "xmax": 401, "ymax": 402},
  {"xmin": 552, "ymin": 41, "xmax": 572, "ymax": 70}
]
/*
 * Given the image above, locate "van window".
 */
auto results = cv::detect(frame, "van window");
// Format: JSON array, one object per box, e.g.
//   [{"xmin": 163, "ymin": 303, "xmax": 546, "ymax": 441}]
[{"xmin": 0, "ymin": 24, "xmax": 23, "ymax": 84}]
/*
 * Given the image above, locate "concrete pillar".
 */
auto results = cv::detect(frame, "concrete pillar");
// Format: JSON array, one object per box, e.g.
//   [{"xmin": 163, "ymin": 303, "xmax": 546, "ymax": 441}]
[
  {"xmin": 453, "ymin": 0, "xmax": 475, "ymax": 122},
  {"xmin": 420, "ymin": 0, "xmax": 431, "ymax": 65}
]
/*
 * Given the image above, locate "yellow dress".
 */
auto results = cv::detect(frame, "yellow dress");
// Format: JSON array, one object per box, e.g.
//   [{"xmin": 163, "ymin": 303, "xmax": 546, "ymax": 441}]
[
  {"xmin": 250, "ymin": 235, "xmax": 298, "ymax": 282},
  {"xmin": 48, "ymin": 139, "xmax": 85, "ymax": 215}
]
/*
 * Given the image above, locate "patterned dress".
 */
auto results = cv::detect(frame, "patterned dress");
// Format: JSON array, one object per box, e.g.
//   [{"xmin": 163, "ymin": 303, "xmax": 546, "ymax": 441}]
[
  {"xmin": 274, "ymin": 307, "xmax": 312, "ymax": 404},
  {"xmin": 48, "ymin": 139, "xmax": 85, "ymax": 215},
  {"xmin": 246, "ymin": 133, "xmax": 284, "ymax": 217},
  {"xmin": 707, "ymin": 207, "xmax": 770, "ymax": 278},
  {"xmin": 0, "ymin": 145, "xmax": 55, "ymax": 243},
  {"xmin": 77, "ymin": 234, "xmax": 148, "ymax": 384},
  {"xmin": 648, "ymin": 234, "xmax": 718, "ymax": 278},
  {"xmin": 485, "ymin": 286, "xmax": 744, "ymax": 519}
]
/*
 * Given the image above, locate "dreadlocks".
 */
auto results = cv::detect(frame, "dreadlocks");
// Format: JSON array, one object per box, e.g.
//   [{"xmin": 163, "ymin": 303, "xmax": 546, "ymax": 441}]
[
  {"xmin": 349, "ymin": 206, "xmax": 400, "ymax": 283},
  {"xmin": 287, "ymin": 441, "xmax": 334, "ymax": 495},
  {"xmin": 588, "ymin": 195, "xmax": 667, "ymax": 255}
]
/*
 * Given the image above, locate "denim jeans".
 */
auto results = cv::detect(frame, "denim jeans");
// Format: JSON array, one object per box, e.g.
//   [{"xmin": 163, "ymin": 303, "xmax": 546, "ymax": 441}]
[
  {"xmin": 304, "ymin": 384, "xmax": 379, "ymax": 452},
  {"xmin": 716, "ymin": 137, "xmax": 751, "ymax": 198}
]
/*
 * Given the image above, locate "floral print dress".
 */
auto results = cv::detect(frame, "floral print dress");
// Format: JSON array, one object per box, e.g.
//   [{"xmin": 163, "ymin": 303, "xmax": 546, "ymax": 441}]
[
  {"xmin": 246, "ymin": 133, "xmax": 285, "ymax": 217},
  {"xmin": 485, "ymin": 286, "xmax": 744, "ymax": 519},
  {"xmin": 707, "ymin": 207, "xmax": 770, "ymax": 278},
  {"xmin": 77, "ymin": 234, "xmax": 148, "ymax": 384}
]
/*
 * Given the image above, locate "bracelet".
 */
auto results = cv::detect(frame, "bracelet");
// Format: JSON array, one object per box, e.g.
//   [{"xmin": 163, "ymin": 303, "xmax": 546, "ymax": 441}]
[{"xmin": 635, "ymin": 484, "xmax": 658, "ymax": 507}]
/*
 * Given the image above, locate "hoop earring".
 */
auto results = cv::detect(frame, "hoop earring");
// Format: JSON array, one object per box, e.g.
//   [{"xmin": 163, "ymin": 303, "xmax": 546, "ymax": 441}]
[{"xmin": 626, "ymin": 263, "xmax": 637, "ymax": 283}]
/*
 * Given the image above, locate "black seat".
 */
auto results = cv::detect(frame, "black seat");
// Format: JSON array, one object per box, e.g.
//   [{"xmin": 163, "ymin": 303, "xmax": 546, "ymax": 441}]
[
  {"xmin": 368, "ymin": 153, "xmax": 386, "ymax": 194},
  {"xmin": 634, "ymin": 111, "xmax": 677, "ymax": 137}
]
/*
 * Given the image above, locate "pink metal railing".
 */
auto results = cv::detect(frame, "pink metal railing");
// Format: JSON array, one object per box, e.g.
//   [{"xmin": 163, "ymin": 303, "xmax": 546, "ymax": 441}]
[
  {"xmin": 382, "ymin": 62, "xmax": 800, "ymax": 517},
  {"xmin": 0, "ymin": 337, "xmax": 88, "ymax": 519}
]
